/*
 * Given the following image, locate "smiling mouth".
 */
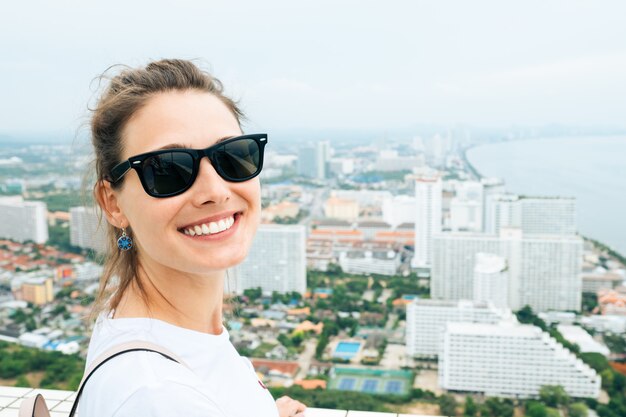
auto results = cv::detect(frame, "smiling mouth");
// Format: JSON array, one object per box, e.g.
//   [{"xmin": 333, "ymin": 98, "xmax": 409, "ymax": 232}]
[{"xmin": 179, "ymin": 213, "xmax": 241, "ymax": 237}]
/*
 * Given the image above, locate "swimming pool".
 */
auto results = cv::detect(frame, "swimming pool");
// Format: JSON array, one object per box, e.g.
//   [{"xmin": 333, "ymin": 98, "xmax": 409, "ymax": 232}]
[{"xmin": 333, "ymin": 341, "xmax": 362, "ymax": 360}]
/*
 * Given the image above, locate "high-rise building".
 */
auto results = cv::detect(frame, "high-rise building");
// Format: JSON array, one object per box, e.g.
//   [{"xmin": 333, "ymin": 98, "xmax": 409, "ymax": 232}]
[
  {"xmin": 473, "ymin": 253, "xmax": 509, "ymax": 308},
  {"xmin": 316, "ymin": 141, "xmax": 331, "ymax": 180},
  {"xmin": 481, "ymin": 178, "xmax": 505, "ymax": 232},
  {"xmin": 520, "ymin": 197, "xmax": 577, "ymax": 236},
  {"xmin": 406, "ymin": 299, "xmax": 511, "ymax": 357},
  {"xmin": 432, "ymin": 228, "xmax": 583, "ymax": 312},
  {"xmin": 297, "ymin": 142, "xmax": 331, "ymax": 180},
  {"xmin": 229, "ymin": 224, "xmax": 307, "ymax": 295},
  {"xmin": 413, "ymin": 173, "xmax": 442, "ymax": 268},
  {"xmin": 485, "ymin": 195, "xmax": 576, "ymax": 236},
  {"xmin": 439, "ymin": 322, "xmax": 600, "ymax": 399},
  {"xmin": 70, "ymin": 206, "xmax": 107, "ymax": 253},
  {"xmin": 0, "ymin": 196, "xmax": 48, "ymax": 244}
]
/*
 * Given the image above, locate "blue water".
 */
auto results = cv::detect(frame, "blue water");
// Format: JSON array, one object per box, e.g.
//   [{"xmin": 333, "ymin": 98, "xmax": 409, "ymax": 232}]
[
  {"xmin": 467, "ymin": 136, "xmax": 626, "ymax": 256},
  {"xmin": 335, "ymin": 342, "xmax": 361, "ymax": 353}
]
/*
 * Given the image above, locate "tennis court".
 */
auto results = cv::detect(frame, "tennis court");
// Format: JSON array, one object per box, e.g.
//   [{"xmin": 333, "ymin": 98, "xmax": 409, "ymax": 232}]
[{"xmin": 328, "ymin": 366, "xmax": 414, "ymax": 396}]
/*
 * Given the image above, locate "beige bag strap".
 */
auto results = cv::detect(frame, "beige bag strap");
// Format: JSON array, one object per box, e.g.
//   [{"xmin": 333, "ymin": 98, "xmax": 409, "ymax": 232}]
[{"xmin": 20, "ymin": 340, "xmax": 190, "ymax": 417}]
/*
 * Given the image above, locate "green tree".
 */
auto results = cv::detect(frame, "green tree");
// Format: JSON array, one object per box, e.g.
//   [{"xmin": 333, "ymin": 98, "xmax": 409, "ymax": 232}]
[
  {"xmin": 484, "ymin": 398, "xmax": 514, "ymax": 417},
  {"xmin": 539, "ymin": 385, "xmax": 570, "ymax": 408},
  {"xmin": 463, "ymin": 396, "xmax": 477, "ymax": 417},
  {"xmin": 438, "ymin": 394, "xmax": 457, "ymax": 416},
  {"xmin": 568, "ymin": 402, "xmax": 588, "ymax": 417},
  {"xmin": 526, "ymin": 401, "xmax": 547, "ymax": 417},
  {"xmin": 14, "ymin": 375, "xmax": 31, "ymax": 388}
]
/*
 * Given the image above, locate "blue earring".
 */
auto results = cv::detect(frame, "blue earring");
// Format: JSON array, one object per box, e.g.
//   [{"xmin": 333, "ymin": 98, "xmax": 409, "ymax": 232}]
[{"xmin": 117, "ymin": 228, "xmax": 133, "ymax": 251}]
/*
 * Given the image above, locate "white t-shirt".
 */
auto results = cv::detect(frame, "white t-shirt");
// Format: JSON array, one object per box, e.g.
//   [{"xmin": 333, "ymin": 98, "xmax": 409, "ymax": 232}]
[{"xmin": 79, "ymin": 309, "xmax": 279, "ymax": 417}]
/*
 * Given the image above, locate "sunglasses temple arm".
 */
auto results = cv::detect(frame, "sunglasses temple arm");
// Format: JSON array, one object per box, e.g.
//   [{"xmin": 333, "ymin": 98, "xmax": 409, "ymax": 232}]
[{"xmin": 109, "ymin": 161, "xmax": 132, "ymax": 183}]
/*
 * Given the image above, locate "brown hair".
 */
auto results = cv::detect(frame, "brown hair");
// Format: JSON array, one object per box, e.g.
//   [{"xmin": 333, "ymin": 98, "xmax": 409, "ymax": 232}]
[{"xmin": 87, "ymin": 59, "xmax": 244, "ymax": 325}]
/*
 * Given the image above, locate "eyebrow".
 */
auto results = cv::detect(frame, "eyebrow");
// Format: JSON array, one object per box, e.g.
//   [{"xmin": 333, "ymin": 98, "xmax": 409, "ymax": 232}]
[{"xmin": 155, "ymin": 135, "xmax": 236, "ymax": 151}]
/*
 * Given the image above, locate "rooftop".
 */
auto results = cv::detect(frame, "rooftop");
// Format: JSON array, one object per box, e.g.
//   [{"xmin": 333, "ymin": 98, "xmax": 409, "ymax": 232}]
[{"xmin": 0, "ymin": 386, "xmax": 441, "ymax": 417}]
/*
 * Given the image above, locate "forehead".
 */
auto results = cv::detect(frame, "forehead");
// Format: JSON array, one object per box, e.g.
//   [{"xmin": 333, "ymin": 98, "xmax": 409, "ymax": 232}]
[{"xmin": 121, "ymin": 90, "xmax": 241, "ymax": 158}]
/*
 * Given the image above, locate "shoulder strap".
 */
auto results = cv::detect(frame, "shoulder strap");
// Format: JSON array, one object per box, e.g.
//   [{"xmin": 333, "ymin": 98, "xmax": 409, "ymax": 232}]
[{"xmin": 68, "ymin": 340, "xmax": 192, "ymax": 417}]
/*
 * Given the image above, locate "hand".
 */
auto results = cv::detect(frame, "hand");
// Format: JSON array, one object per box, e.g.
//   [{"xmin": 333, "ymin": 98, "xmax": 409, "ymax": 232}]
[{"xmin": 275, "ymin": 395, "xmax": 307, "ymax": 417}]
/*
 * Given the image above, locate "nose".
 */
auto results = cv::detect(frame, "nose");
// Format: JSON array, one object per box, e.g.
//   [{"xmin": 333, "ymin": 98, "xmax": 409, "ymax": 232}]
[{"xmin": 189, "ymin": 157, "xmax": 231, "ymax": 206}]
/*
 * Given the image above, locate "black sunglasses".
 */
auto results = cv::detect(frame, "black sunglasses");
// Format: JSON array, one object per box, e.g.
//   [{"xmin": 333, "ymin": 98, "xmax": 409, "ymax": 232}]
[{"xmin": 106, "ymin": 133, "xmax": 268, "ymax": 198}]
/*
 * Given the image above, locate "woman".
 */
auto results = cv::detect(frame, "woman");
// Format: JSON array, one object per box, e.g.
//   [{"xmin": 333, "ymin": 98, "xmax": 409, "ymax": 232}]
[{"xmin": 82, "ymin": 59, "xmax": 307, "ymax": 417}]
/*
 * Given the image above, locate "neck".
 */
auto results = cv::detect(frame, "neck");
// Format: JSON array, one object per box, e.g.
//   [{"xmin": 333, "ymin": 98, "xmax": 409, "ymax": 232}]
[{"xmin": 117, "ymin": 255, "xmax": 226, "ymax": 336}]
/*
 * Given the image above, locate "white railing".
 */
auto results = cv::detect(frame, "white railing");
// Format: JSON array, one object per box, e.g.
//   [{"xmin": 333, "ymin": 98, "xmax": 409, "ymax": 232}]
[{"xmin": 0, "ymin": 386, "xmax": 441, "ymax": 417}]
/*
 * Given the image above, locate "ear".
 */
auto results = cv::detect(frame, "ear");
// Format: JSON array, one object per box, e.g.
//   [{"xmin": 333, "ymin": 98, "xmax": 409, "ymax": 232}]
[{"xmin": 94, "ymin": 180, "xmax": 129, "ymax": 228}]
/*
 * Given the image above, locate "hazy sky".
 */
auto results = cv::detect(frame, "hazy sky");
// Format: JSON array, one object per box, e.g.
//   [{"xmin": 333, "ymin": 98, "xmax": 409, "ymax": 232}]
[{"xmin": 1, "ymin": 0, "xmax": 625, "ymax": 137}]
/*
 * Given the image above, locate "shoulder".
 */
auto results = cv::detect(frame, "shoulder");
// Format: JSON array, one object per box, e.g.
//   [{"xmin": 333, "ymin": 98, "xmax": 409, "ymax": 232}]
[{"xmin": 111, "ymin": 379, "xmax": 227, "ymax": 417}]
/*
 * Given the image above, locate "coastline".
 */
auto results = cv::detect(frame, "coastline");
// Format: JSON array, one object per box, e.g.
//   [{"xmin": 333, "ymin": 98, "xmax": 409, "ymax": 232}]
[{"xmin": 461, "ymin": 139, "xmax": 626, "ymax": 263}]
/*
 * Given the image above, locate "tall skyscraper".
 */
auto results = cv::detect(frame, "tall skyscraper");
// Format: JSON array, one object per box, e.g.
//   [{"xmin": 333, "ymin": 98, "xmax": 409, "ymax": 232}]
[
  {"xmin": 70, "ymin": 206, "xmax": 107, "ymax": 253},
  {"xmin": 413, "ymin": 173, "xmax": 442, "ymax": 268},
  {"xmin": 0, "ymin": 196, "xmax": 48, "ymax": 244},
  {"xmin": 229, "ymin": 224, "xmax": 307, "ymax": 295},
  {"xmin": 297, "ymin": 141, "xmax": 331, "ymax": 180}
]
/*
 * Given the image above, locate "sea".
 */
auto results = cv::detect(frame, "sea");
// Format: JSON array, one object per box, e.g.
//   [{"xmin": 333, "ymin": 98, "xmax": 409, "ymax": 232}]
[{"xmin": 466, "ymin": 135, "xmax": 626, "ymax": 256}]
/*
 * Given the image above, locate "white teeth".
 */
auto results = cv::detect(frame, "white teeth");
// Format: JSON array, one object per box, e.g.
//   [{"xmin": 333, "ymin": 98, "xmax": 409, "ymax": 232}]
[{"xmin": 183, "ymin": 215, "xmax": 236, "ymax": 237}]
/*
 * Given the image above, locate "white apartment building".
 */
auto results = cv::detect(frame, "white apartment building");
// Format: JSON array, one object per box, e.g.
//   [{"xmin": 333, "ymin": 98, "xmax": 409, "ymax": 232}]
[
  {"xmin": 485, "ymin": 195, "xmax": 576, "ymax": 236},
  {"xmin": 338, "ymin": 249, "xmax": 400, "ymax": 276},
  {"xmin": 473, "ymin": 253, "xmax": 509, "ymax": 308},
  {"xmin": 69, "ymin": 206, "xmax": 107, "ymax": 253},
  {"xmin": 432, "ymin": 229, "xmax": 583, "ymax": 312},
  {"xmin": 382, "ymin": 195, "xmax": 416, "ymax": 228},
  {"xmin": 520, "ymin": 197, "xmax": 576, "ymax": 236},
  {"xmin": 405, "ymin": 299, "xmax": 512, "ymax": 357},
  {"xmin": 484, "ymin": 193, "xmax": 521, "ymax": 235},
  {"xmin": 450, "ymin": 198, "xmax": 483, "ymax": 232},
  {"xmin": 0, "ymin": 196, "xmax": 48, "ymax": 244},
  {"xmin": 229, "ymin": 224, "xmax": 306, "ymax": 295},
  {"xmin": 439, "ymin": 322, "xmax": 601, "ymax": 399},
  {"xmin": 413, "ymin": 174, "xmax": 442, "ymax": 268}
]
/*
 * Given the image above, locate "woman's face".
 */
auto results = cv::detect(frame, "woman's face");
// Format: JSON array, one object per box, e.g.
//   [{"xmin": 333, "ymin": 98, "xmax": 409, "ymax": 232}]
[{"xmin": 110, "ymin": 90, "xmax": 261, "ymax": 274}]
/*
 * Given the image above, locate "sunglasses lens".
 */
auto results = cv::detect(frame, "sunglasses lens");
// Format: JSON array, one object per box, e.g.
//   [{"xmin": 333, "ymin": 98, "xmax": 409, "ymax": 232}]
[
  {"xmin": 214, "ymin": 138, "xmax": 261, "ymax": 180},
  {"xmin": 142, "ymin": 152, "xmax": 194, "ymax": 195}
]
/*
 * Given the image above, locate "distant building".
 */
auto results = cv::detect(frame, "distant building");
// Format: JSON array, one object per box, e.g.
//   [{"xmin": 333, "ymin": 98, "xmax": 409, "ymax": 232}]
[
  {"xmin": 473, "ymin": 253, "xmax": 509, "ymax": 308},
  {"xmin": 70, "ymin": 206, "xmax": 107, "ymax": 252},
  {"xmin": 229, "ymin": 224, "xmax": 306, "ymax": 295},
  {"xmin": 17, "ymin": 277, "xmax": 54, "ymax": 305},
  {"xmin": 324, "ymin": 197, "xmax": 359, "ymax": 221},
  {"xmin": 439, "ymin": 322, "xmax": 600, "ymax": 399},
  {"xmin": 406, "ymin": 299, "xmax": 512, "ymax": 357},
  {"xmin": 412, "ymin": 173, "xmax": 442, "ymax": 268},
  {"xmin": 338, "ymin": 249, "xmax": 400, "ymax": 276},
  {"xmin": 582, "ymin": 272, "xmax": 623, "ymax": 293},
  {"xmin": 297, "ymin": 141, "xmax": 330, "ymax": 180},
  {"xmin": 432, "ymin": 228, "xmax": 583, "ymax": 312},
  {"xmin": 0, "ymin": 196, "xmax": 48, "ymax": 244}
]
